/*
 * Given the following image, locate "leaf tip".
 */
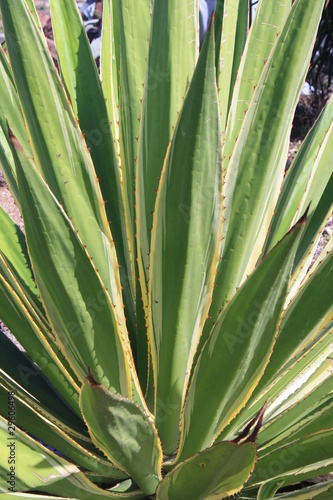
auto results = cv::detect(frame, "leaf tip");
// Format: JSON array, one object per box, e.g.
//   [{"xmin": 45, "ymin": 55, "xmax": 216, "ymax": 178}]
[
  {"xmin": 233, "ymin": 399, "xmax": 268, "ymax": 444},
  {"xmin": 6, "ymin": 121, "xmax": 23, "ymax": 151},
  {"xmin": 298, "ymin": 204, "xmax": 310, "ymax": 226},
  {"xmin": 87, "ymin": 367, "xmax": 100, "ymax": 387},
  {"xmin": 246, "ymin": 399, "xmax": 268, "ymax": 444}
]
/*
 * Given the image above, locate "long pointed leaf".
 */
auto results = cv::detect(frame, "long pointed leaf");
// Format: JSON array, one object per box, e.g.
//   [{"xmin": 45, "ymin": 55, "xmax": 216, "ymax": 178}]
[
  {"xmin": 0, "ymin": 136, "xmax": 20, "ymax": 207},
  {"xmin": 0, "ymin": 416, "xmax": 144, "ymax": 499},
  {"xmin": 0, "ymin": 330, "xmax": 85, "ymax": 436},
  {"xmin": 218, "ymin": 0, "xmax": 248, "ymax": 133},
  {"xmin": 0, "ymin": 274, "xmax": 81, "ymax": 415},
  {"xmin": 1, "ymin": 0, "xmax": 128, "ymax": 338},
  {"xmin": 12, "ymin": 135, "xmax": 132, "ymax": 397},
  {"xmin": 0, "ymin": 45, "xmax": 32, "ymax": 160},
  {"xmin": 50, "ymin": 0, "xmax": 135, "ymax": 339},
  {"xmin": 219, "ymin": 322, "xmax": 333, "ymax": 443},
  {"xmin": 136, "ymin": 0, "xmax": 198, "ymax": 388},
  {"xmin": 101, "ymin": 0, "xmax": 120, "ymax": 147},
  {"xmin": 263, "ymin": 95, "xmax": 333, "ymax": 253},
  {"xmin": 0, "ymin": 44, "xmax": 32, "ymax": 205},
  {"xmin": 177, "ymin": 215, "xmax": 305, "ymax": 462},
  {"xmin": 214, "ymin": 0, "xmax": 225, "ymax": 69},
  {"xmin": 257, "ymin": 374, "xmax": 333, "ymax": 453},
  {"xmin": 253, "ymin": 245, "xmax": 333, "ymax": 395},
  {"xmin": 222, "ymin": 0, "xmax": 291, "ymax": 175},
  {"xmin": 204, "ymin": 0, "xmax": 325, "ymax": 337},
  {"xmin": 0, "ymin": 205, "xmax": 37, "ymax": 301},
  {"xmin": 249, "ymin": 429, "xmax": 333, "ymax": 487},
  {"xmin": 137, "ymin": 0, "xmax": 198, "ymax": 284},
  {"xmin": 149, "ymin": 22, "xmax": 222, "ymax": 455},
  {"xmin": 116, "ymin": 0, "xmax": 151, "ymax": 277},
  {"xmin": 293, "ymin": 173, "xmax": 333, "ymax": 272}
]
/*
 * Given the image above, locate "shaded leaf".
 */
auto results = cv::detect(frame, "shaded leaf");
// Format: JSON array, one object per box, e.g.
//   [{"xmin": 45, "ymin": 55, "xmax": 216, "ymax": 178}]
[
  {"xmin": 157, "ymin": 441, "xmax": 256, "ymax": 500},
  {"xmin": 0, "ymin": 416, "xmax": 144, "ymax": 499},
  {"xmin": 177, "ymin": 215, "xmax": 305, "ymax": 462},
  {"xmin": 12, "ymin": 134, "xmax": 132, "ymax": 396},
  {"xmin": 80, "ymin": 371, "xmax": 163, "ymax": 496},
  {"xmin": 149, "ymin": 21, "xmax": 222, "ymax": 454}
]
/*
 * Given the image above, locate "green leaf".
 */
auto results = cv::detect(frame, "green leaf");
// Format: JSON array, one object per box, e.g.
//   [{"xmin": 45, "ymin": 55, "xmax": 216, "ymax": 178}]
[
  {"xmin": 136, "ymin": 0, "xmax": 198, "ymax": 388},
  {"xmin": 136, "ymin": 0, "xmax": 197, "ymax": 285},
  {"xmin": 0, "ymin": 205, "xmax": 37, "ymax": 302},
  {"xmin": 257, "ymin": 367, "xmax": 333, "ymax": 452},
  {"xmin": 1, "ymin": 0, "xmax": 128, "ymax": 338},
  {"xmin": 50, "ymin": 0, "xmax": 135, "ymax": 339},
  {"xmin": 253, "ymin": 244, "xmax": 333, "ymax": 395},
  {"xmin": 0, "ymin": 416, "xmax": 144, "ymax": 499},
  {"xmin": 270, "ymin": 357, "xmax": 333, "ymax": 422},
  {"xmin": 0, "ymin": 45, "xmax": 32, "ymax": 161},
  {"xmin": 0, "ymin": 45, "xmax": 32, "ymax": 205},
  {"xmin": 157, "ymin": 441, "xmax": 256, "ymax": 500},
  {"xmin": 0, "ymin": 413, "xmax": 77, "ymax": 492},
  {"xmin": 12, "ymin": 134, "xmax": 132, "ymax": 397},
  {"xmin": 80, "ymin": 371, "xmax": 163, "ymax": 496},
  {"xmin": 204, "ymin": 0, "xmax": 325, "ymax": 335},
  {"xmin": 220, "ymin": 322, "xmax": 333, "ymax": 443},
  {"xmin": 0, "ymin": 248, "xmax": 49, "ymax": 340},
  {"xmin": 0, "ymin": 47, "xmax": 32, "ymax": 160},
  {"xmin": 286, "ymin": 222, "xmax": 332, "ymax": 309},
  {"xmin": 101, "ymin": 0, "xmax": 120, "ymax": 145},
  {"xmin": 214, "ymin": 0, "xmax": 225, "ymax": 70},
  {"xmin": 177, "ymin": 215, "xmax": 305, "ymax": 462},
  {"xmin": 0, "ymin": 330, "xmax": 85, "ymax": 437},
  {"xmin": 148, "ymin": 21, "xmax": 222, "ymax": 454},
  {"xmin": 263, "ymin": 95, "xmax": 333, "ymax": 253},
  {"xmin": 0, "ymin": 206, "xmax": 54, "ymax": 347},
  {"xmin": 257, "ymin": 479, "xmax": 284, "ymax": 500},
  {"xmin": 284, "ymin": 398, "xmax": 333, "ymax": 448},
  {"xmin": 109, "ymin": 0, "xmax": 153, "ymax": 387},
  {"xmin": 218, "ymin": 0, "xmax": 248, "ymax": 133},
  {"xmin": 0, "ymin": 382, "xmax": 125, "ymax": 479},
  {"xmin": 293, "ymin": 173, "xmax": 333, "ymax": 272},
  {"xmin": 116, "ymin": 0, "xmax": 151, "ymax": 272},
  {"xmin": 0, "ymin": 274, "xmax": 81, "ymax": 415},
  {"xmin": 249, "ymin": 429, "xmax": 333, "ymax": 487},
  {"xmin": 0, "ymin": 134, "xmax": 20, "ymax": 207},
  {"xmin": 271, "ymin": 479, "xmax": 333, "ymax": 499},
  {"xmin": 23, "ymin": 0, "xmax": 42, "ymax": 28},
  {"xmin": 50, "ymin": 0, "xmax": 101, "ymax": 120},
  {"xmin": 222, "ymin": 0, "xmax": 291, "ymax": 174}
]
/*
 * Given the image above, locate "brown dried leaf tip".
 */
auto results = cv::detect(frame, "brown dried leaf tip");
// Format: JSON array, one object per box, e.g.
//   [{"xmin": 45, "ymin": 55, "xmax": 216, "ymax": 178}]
[
  {"xmin": 233, "ymin": 399, "xmax": 268, "ymax": 444},
  {"xmin": 87, "ymin": 366, "xmax": 100, "ymax": 387},
  {"xmin": 6, "ymin": 121, "xmax": 24, "ymax": 151}
]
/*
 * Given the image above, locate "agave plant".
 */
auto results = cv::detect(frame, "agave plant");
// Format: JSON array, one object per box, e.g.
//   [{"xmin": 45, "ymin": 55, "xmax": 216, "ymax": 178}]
[{"xmin": 0, "ymin": 0, "xmax": 332, "ymax": 498}]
